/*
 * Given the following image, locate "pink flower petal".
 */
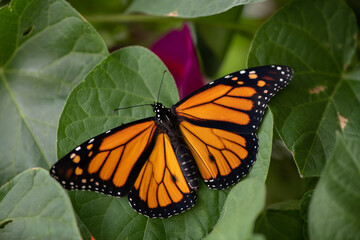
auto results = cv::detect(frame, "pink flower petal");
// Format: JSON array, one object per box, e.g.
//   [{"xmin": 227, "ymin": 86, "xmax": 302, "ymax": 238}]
[{"xmin": 151, "ymin": 24, "xmax": 204, "ymax": 99}]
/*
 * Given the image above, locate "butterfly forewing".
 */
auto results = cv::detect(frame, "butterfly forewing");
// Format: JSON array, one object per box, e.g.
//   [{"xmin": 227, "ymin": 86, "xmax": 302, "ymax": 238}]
[
  {"xmin": 174, "ymin": 65, "xmax": 293, "ymax": 133},
  {"xmin": 50, "ymin": 118, "xmax": 157, "ymax": 197}
]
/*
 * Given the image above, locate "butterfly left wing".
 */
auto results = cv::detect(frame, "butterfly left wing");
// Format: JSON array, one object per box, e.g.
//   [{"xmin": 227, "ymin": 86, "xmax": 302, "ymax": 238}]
[
  {"xmin": 128, "ymin": 133, "xmax": 197, "ymax": 218},
  {"xmin": 50, "ymin": 118, "xmax": 157, "ymax": 197},
  {"xmin": 174, "ymin": 65, "xmax": 293, "ymax": 133}
]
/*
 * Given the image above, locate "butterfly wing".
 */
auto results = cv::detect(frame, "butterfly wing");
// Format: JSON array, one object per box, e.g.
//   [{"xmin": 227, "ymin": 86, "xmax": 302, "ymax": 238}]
[
  {"xmin": 179, "ymin": 120, "xmax": 258, "ymax": 189},
  {"xmin": 173, "ymin": 65, "xmax": 293, "ymax": 189},
  {"xmin": 50, "ymin": 118, "xmax": 157, "ymax": 197},
  {"xmin": 128, "ymin": 133, "xmax": 197, "ymax": 218},
  {"xmin": 174, "ymin": 65, "xmax": 293, "ymax": 133}
]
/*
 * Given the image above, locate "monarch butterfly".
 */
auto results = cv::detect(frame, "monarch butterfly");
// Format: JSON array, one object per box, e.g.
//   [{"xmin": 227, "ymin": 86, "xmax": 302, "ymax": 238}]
[{"xmin": 50, "ymin": 65, "xmax": 293, "ymax": 218}]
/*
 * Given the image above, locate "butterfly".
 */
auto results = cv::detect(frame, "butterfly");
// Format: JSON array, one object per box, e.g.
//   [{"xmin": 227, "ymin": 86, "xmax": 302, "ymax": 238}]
[{"xmin": 50, "ymin": 65, "xmax": 293, "ymax": 218}]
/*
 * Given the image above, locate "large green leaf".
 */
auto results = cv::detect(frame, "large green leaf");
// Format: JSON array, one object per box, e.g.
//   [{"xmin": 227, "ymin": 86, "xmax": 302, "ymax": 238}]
[
  {"xmin": 0, "ymin": 0, "xmax": 108, "ymax": 185},
  {"xmin": 0, "ymin": 168, "xmax": 81, "ymax": 240},
  {"xmin": 248, "ymin": 0, "xmax": 359, "ymax": 177},
  {"xmin": 127, "ymin": 0, "xmax": 264, "ymax": 18},
  {"xmin": 204, "ymin": 178, "xmax": 266, "ymax": 240},
  {"xmin": 308, "ymin": 133, "xmax": 360, "ymax": 239},
  {"xmin": 57, "ymin": 46, "xmax": 274, "ymax": 239},
  {"xmin": 57, "ymin": 46, "xmax": 179, "ymax": 157}
]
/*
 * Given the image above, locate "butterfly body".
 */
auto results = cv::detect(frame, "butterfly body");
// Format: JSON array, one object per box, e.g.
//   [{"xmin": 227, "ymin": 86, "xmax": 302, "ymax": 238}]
[
  {"xmin": 152, "ymin": 102, "xmax": 199, "ymax": 190},
  {"xmin": 51, "ymin": 65, "xmax": 293, "ymax": 218}
]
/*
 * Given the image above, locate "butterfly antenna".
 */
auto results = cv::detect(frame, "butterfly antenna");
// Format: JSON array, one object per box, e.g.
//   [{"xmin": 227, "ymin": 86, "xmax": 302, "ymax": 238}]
[
  {"xmin": 112, "ymin": 104, "xmax": 152, "ymax": 114},
  {"xmin": 157, "ymin": 70, "xmax": 167, "ymax": 103}
]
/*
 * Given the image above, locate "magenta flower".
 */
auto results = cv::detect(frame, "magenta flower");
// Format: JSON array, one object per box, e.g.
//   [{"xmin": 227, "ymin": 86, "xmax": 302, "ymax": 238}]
[{"xmin": 151, "ymin": 24, "xmax": 205, "ymax": 99}]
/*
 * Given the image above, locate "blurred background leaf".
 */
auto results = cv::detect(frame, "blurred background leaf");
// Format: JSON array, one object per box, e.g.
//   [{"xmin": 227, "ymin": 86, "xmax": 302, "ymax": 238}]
[
  {"xmin": 0, "ymin": 0, "xmax": 108, "ymax": 185},
  {"xmin": 127, "ymin": 0, "xmax": 265, "ymax": 18},
  {"xmin": 254, "ymin": 200, "xmax": 304, "ymax": 240}
]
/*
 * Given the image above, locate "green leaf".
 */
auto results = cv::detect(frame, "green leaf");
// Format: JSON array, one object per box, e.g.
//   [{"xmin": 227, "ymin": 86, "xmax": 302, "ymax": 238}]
[
  {"xmin": 254, "ymin": 201, "xmax": 304, "ymax": 240},
  {"xmin": 249, "ymin": 110, "xmax": 273, "ymax": 182},
  {"xmin": 57, "ymin": 46, "xmax": 179, "ymax": 157},
  {"xmin": 127, "ymin": 0, "xmax": 264, "ymax": 18},
  {"xmin": 248, "ymin": 0, "xmax": 359, "ymax": 177},
  {"xmin": 204, "ymin": 178, "xmax": 266, "ymax": 240},
  {"xmin": 299, "ymin": 190, "xmax": 313, "ymax": 240},
  {"xmin": 0, "ymin": 168, "xmax": 81, "ymax": 240},
  {"xmin": 57, "ymin": 46, "xmax": 274, "ymax": 239},
  {"xmin": 0, "ymin": 0, "xmax": 108, "ymax": 185},
  {"xmin": 308, "ymin": 133, "xmax": 360, "ymax": 239},
  {"xmin": 299, "ymin": 190, "xmax": 313, "ymax": 222}
]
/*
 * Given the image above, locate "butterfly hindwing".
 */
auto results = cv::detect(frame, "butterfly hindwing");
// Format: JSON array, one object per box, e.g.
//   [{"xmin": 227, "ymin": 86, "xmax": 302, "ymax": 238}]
[
  {"xmin": 174, "ymin": 65, "xmax": 293, "ymax": 133},
  {"xmin": 179, "ymin": 120, "xmax": 258, "ymax": 189},
  {"xmin": 50, "ymin": 118, "xmax": 157, "ymax": 197},
  {"xmin": 128, "ymin": 133, "xmax": 197, "ymax": 218}
]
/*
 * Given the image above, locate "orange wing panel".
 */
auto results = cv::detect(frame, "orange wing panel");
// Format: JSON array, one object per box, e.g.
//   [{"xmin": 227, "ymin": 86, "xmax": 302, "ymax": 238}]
[
  {"xmin": 99, "ymin": 146, "xmax": 123, "ymax": 180},
  {"xmin": 88, "ymin": 151, "xmax": 109, "ymax": 174},
  {"xmin": 214, "ymin": 96, "xmax": 253, "ymax": 111},
  {"xmin": 99, "ymin": 121, "xmax": 155, "ymax": 151},
  {"xmin": 228, "ymin": 86, "xmax": 256, "ymax": 97},
  {"xmin": 177, "ymin": 103, "xmax": 251, "ymax": 126},
  {"xmin": 178, "ymin": 84, "xmax": 232, "ymax": 110}
]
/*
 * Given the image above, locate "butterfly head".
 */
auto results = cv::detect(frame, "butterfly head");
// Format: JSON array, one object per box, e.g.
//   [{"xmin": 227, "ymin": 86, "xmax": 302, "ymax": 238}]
[
  {"xmin": 152, "ymin": 102, "xmax": 166, "ymax": 118},
  {"xmin": 152, "ymin": 102, "xmax": 174, "ymax": 127}
]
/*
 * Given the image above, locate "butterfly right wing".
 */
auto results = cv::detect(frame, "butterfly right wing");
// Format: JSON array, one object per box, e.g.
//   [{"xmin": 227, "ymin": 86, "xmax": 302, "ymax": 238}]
[{"xmin": 50, "ymin": 118, "xmax": 157, "ymax": 197}]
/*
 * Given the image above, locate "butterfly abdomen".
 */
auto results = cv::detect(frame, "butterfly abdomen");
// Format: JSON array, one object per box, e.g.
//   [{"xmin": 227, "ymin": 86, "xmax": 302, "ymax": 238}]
[{"xmin": 171, "ymin": 138, "xmax": 199, "ymax": 190}]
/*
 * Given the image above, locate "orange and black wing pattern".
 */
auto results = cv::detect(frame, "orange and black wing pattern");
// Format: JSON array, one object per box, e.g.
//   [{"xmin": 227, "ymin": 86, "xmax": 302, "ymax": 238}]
[
  {"xmin": 174, "ymin": 65, "xmax": 293, "ymax": 189},
  {"xmin": 50, "ymin": 65, "xmax": 293, "ymax": 219},
  {"xmin": 50, "ymin": 118, "xmax": 157, "ymax": 197},
  {"xmin": 128, "ymin": 133, "xmax": 197, "ymax": 218},
  {"xmin": 179, "ymin": 120, "xmax": 258, "ymax": 189},
  {"xmin": 173, "ymin": 65, "xmax": 293, "ymax": 133}
]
